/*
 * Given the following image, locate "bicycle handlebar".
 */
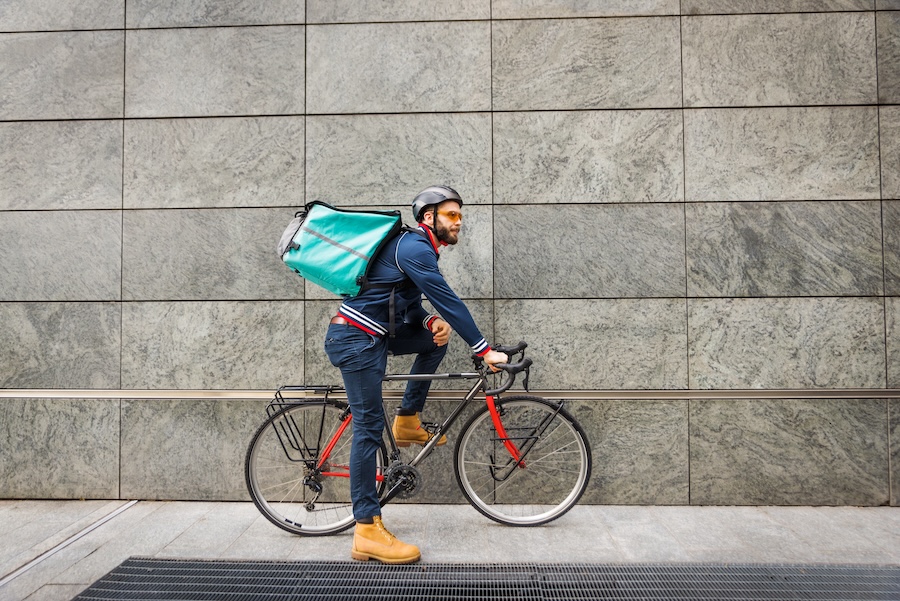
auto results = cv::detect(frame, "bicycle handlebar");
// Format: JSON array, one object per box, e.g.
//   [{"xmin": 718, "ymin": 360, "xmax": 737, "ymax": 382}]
[
  {"xmin": 492, "ymin": 357, "xmax": 532, "ymax": 375},
  {"xmin": 492, "ymin": 341, "xmax": 528, "ymax": 356},
  {"xmin": 477, "ymin": 341, "xmax": 531, "ymax": 396}
]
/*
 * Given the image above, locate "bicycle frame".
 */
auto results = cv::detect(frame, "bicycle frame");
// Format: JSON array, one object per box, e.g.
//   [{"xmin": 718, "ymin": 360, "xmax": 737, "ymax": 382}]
[
  {"xmin": 248, "ymin": 340, "xmax": 591, "ymax": 533},
  {"xmin": 272, "ymin": 367, "xmax": 538, "ymax": 506},
  {"xmin": 267, "ymin": 339, "xmax": 538, "ymax": 506}
]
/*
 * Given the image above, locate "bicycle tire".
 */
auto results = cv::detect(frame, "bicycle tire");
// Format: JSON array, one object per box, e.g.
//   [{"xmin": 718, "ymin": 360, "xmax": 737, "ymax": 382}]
[
  {"xmin": 454, "ymin": 395, "xmax": 591, "ymax": 526},
  {"xmin": 245, "ymin": 400, "xmax": 388, "ymax": 536}
]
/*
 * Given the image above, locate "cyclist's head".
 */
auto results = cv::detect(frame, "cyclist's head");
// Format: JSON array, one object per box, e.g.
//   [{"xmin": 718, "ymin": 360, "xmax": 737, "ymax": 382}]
[{"xmin": 412, "ymin": 185, "xmax": 463, "ymax": 222}]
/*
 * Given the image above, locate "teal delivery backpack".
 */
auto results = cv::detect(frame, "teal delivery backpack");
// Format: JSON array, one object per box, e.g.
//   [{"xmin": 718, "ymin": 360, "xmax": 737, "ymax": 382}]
[{"xmin": 277, "ymin": 201, "xmax": 403, "ymax": 297}]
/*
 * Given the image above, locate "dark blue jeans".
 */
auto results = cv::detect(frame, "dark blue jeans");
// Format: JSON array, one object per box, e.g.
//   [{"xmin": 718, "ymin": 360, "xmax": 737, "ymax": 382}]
[{"xmin": 324, "ymin": 322, "xmax": 447, "ymax": 520}]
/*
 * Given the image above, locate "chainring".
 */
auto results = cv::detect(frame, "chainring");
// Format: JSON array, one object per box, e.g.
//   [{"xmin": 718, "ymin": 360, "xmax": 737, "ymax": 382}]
[{"xmin": 384, "ymin": 463, "xmax": 422, "ymax": 499}]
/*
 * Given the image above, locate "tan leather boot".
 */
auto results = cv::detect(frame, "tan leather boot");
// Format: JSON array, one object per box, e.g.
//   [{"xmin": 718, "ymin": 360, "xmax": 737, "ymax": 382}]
[
  {"xmin": 351, "ymin": 517, "xmax": 421, "ymax": 564},
  {"xmin": 392, "ymin": 413, "xmax": 447, "ymax": 447}
]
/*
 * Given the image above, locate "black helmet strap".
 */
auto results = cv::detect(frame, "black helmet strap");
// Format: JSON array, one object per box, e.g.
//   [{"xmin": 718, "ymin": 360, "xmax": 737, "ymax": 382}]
[
  {"xmin": 428, "ymin": 205, "xmax": 445, "ymax": 242},
  {"xmin": 417, "ymin": 204, "xmax": 450, "ymax": 245}
]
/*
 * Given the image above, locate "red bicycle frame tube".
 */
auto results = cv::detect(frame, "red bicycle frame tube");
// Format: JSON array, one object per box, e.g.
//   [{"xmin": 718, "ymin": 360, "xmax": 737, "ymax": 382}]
[
  {"xmin": 317, "ymin": 413, "xmax": 384, "ymax": 482},
  {"xmin": 319, "ymin": 468, "xmax": 384, "ymax": 482},
  {"xmin": 486, "ymin": 395, "xmax": 525, "ymax": 467},
  {"xmin": 317, "ymin": 413, "xmax": 351, "ymax": 470}
]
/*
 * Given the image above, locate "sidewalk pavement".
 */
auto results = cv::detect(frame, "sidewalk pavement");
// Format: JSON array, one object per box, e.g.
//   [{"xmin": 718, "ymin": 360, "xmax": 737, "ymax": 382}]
[{"xmin": 1, "ymin": 500, "xmax": 898, "ymax": 601}]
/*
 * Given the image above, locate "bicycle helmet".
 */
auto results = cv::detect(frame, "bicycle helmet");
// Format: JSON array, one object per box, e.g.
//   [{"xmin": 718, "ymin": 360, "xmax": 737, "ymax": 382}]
[{"xmin": 411, "ymin": 185, "xmax": 463, "ymax": 222}]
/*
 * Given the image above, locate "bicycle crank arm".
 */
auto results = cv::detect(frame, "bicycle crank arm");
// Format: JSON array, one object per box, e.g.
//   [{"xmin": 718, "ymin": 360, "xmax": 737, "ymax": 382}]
[
  {"xmin": 379, "ymin": 477, "xmax": 418, "ymax": 505},
  {"xmin": 379, "ymin": 484, "xmax": 405, "ymax": 507}
]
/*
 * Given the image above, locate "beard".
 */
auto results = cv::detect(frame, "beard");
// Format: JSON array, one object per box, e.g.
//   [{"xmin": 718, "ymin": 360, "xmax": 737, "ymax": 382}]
[{"xmin": 435, "ymin": 222, "xmax": 459, "ymax": 245}]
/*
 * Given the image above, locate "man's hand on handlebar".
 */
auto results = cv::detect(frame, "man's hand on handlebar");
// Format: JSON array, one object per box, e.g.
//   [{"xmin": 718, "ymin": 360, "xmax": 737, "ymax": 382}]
[
  {"xmin": 483, "ymin": 349, "xmax": 509, "ymax": 372},
  {"xmin": 476, "ymin": 342, "xmax": 530, "ymax": 394}
]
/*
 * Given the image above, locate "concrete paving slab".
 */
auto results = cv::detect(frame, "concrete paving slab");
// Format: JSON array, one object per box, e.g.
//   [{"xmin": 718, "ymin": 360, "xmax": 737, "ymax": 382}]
[
  {"xmin": 157, "ymin": 502, "xmax": 259, "ymax": 558},
  {"xmin": 220, "ymin": 515, "xmax": 299, "ymax": 560},
  {"xmin": 0, "ymin": 501, "xmax": 121, "ymax": 566},
  {"xmin": 0, "ymin": 501, "xmax": 897, "ymax": 601}
]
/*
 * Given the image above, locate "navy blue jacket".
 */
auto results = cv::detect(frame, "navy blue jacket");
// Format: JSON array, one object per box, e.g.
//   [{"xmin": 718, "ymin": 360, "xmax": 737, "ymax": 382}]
[{"xmin": 337, "ymin": 225, "xmax": 491, "ymax": 356}]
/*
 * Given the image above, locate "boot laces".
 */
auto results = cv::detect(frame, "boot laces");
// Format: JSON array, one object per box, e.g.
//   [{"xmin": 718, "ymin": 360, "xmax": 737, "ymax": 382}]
[{"xmin": 373, "ymin": 517, "xmax": 396, "ymax": 540}]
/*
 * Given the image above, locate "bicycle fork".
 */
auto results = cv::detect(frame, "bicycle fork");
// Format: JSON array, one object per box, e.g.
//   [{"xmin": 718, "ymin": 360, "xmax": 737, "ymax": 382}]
[
  {"xmin": 485, "ymin": 395, "xmax": 525, "ymax": 466},
  {"xmin": 487, "ymin": 398, "xmax": 564, "ymax": 482}
]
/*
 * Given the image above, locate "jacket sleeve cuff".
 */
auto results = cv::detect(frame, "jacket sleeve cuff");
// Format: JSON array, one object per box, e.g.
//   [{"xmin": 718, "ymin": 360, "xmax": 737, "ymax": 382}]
[
  {"xmin": 423, "ymin": 315, "xmax": 439, "ymax": 330},
  {"xmin": 472, "ymin": 339, "xmax": 490, "ymax": 357}
]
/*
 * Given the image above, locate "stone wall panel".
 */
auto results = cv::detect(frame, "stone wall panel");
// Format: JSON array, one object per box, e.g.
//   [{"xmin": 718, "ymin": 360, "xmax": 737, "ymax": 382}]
[
  {"xmin": 0, "ymin": 211, "xmax": 121, "ymax": 301},
  {"xmin": 888, "ymin": 298, "xmax": 900, "ymax": 388},
  {"xmin": 125, "ymin": 0, "xmax": 304, "ymax": 28},
  {"xmin": 493, "ymin": 110, "xmax": 683, "ymax": 204},
  {"xmin": 576, "ymin": 400, "xmax": 689, "ymax": 505},
  {"xmin": 0, "ymin": 0, "xmax": 123, "ymax": 30},
  {"xmin": 120, "ymin": 399, "xmax": 260, "ymax": 500},
  {"xmin": 0, "ymin": 121, "xmax": 122, "ymax": 211},
  {"xmin": 882, "ymin": 107, "xmax": 900, "ymax": 200},
  {"xmin": 0, "ymin": 31, "xmax": 124, "ymax": 120},
  {"xmin": 125, "ymin": 26, "xmax": 304, "ymax": 118},
  {"xmin": 684, "ymin": 0, "xmax": 873, "ymax": 12},
  {"xmin": 684, "ymin": 107, "xmax": 880, "ymax": 201},
  {"xmin": 686, "ymin": 201, "xmax": 884, "ymax": 297},
  {"xmin": 494, "ymin": 204, "xmax": 686, "ymax": 298},
  {"xmin": 307, "ymin": 22, "xmax": 490, "ymax": 114},
  {"xmin": 124, "ymin": 117, "xmax": 304, "ymax": 209},
  {"xmin": 121, "ymin": 301, "xmax": 304, "ymax": 389},
  {"xmin": 688, "ymin": 298, "xmax": 886, "ymax": 389},
  {"xmin": 877, "ymin": 10, "xmax": 900, "ymax": 104},
  {"xmin": 884, "ymin": 201, "xmax": 900, "ymax": 294},
  {"xmin": 492, "ymin": 17, "xmax": 681, "ymax": 110},
  {"xmin": 683, "ymin": 13, "xmax": 876, "ymax": 106},
  {"xmin": 493, "ymin": 0, "xmax": 679, "ymax": 18},
  {"xmin": 0, "ymin": 303, "xmax": 121, "ymax": 388},
  {"xmin": 690, "ymin": 399, "xmax": 889, "ymax": 505},
  {"xmin": 495, "ymin": 299, "xmax": 688, "ymax": 390},
  {"xmin": 307, "ymin": 0, "xmax": 488, "ymax": 22},
  {"xmin": 0, "ymin": 399, "xmax": 119, "ymax": 499},
  {"xmin": 306, "ymin": 113, "xmax": 491, "ymax": 206}
]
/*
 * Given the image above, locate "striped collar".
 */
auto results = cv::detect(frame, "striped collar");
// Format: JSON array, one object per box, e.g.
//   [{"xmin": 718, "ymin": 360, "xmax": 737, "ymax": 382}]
[{"xmin": 417, "ymin": 224, "xmax": 445, "ymax": 253}]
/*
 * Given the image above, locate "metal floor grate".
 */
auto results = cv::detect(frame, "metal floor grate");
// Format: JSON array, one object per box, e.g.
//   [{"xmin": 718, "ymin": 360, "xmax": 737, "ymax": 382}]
[{"xmin": 73, "ymin": 558, "xmax": 900, "ymax": 601}]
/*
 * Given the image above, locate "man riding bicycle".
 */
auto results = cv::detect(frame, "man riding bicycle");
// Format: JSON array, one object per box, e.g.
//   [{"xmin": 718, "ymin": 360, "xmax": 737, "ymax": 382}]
[{"xmin": 324, "ymin": 185, "xmax": 508, "ymax": 564}]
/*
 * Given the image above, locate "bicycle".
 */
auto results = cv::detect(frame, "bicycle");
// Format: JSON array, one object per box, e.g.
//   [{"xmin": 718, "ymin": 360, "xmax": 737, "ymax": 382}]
[{"xmin": 245, "ymin": 341, "xmax": 592, "ymax": 536}]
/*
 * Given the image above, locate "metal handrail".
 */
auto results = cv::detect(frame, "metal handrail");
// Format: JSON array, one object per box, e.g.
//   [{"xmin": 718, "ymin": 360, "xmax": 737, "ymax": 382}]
[{"xmin": 1, "ymin": 388, "xmax": 899, "ymax": 400}]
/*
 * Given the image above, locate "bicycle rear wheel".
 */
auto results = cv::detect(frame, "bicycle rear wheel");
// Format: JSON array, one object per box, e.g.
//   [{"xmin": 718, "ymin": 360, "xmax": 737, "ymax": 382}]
[
  {"xmin": 454, "ymin": 395, "xmax": 591, "ymax": 526},
  {"xmin": 245, "ymin": 400, "xmax": 387, "ymax": 536}
]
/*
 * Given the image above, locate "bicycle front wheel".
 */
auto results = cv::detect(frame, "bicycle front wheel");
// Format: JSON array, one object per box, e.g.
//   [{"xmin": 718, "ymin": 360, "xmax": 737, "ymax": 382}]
[
  {"xmin": 245, "ymin": 400, "xmax": 387, "ymax": 536},
  {"xmin": 455, "ymin": 395, "xmax": 591, "ymax": 526}
]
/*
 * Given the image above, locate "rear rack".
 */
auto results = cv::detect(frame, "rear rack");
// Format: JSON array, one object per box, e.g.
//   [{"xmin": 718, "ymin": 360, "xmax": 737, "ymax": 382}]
[{"xmin": 267, "ymin": 385, "xmax": 345, "ymax": 419}]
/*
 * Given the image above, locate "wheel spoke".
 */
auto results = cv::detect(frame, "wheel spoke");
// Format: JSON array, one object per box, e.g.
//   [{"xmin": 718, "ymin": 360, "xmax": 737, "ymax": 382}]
[
  {"xmin": 246, "ymin": 401, "xmax": 387, "ymax": 536},
  {"xmin": 455, "ymin": 396, "xmax": 591, "ymax": 526}
]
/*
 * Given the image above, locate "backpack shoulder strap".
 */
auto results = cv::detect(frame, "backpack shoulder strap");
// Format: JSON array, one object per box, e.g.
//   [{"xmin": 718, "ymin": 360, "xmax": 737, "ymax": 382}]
[{"xmin": 395, "ymin": 225, "xmax": 436, "ymax": 269}]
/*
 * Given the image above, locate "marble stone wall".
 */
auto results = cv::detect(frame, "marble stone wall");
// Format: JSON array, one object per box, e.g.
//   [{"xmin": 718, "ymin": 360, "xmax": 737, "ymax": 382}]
[{"xmin": 1, "ymin": 1, "xmax": 898, "ymax": 505}]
